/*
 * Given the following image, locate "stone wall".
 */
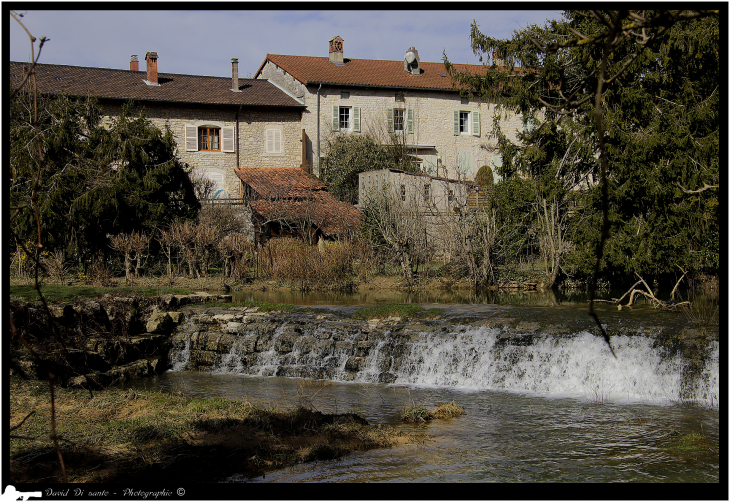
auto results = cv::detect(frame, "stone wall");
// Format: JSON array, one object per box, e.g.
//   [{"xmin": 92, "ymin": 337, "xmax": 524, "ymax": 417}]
[
  {"xmin": 258, "ymin": 61, "xmax": 525, "ymax": 181},
  {"xmin": 101, "ymin": 102, "xmax": 303, "ymax": 196}
]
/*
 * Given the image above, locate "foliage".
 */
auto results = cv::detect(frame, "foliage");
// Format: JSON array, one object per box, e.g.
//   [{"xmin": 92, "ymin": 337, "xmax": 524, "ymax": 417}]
[
  {"xmin": 446, "ymin": 10, "xmax": 720, "ymax": 281},
  {"xmin": 321, "ymin": 134, "xmax": 417, "ymax": 205},
  {"xmin": 9, "ymin": 285, "xmax": 194, "ymax": 303},
  {"xmin": 351, "ymin": 304, "xmax": 443, "ymax": 321},
  {"xmin": 401, "ymin": 406, "xmax": 430, "ymax": 423},
  {"xmin": 9, "ymin": 93, "xmax": 200, "ymax": 268}
]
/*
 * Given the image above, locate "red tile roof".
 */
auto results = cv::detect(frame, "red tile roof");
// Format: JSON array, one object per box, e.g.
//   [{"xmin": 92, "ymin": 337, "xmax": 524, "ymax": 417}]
[
  {"xmin": 235, "ymin": 168, "xmax": 361, "ymax": 237},
  {"xmin": 235, "ymin": 167, "xmax": 327, "ymax": 198},
  {"xmin": 9, "ymin": 61, "xmax": 304, "ymax": 108},
  {"xmin": 256, "ymin": 54, "xmax": 521, "ymax": 91}
]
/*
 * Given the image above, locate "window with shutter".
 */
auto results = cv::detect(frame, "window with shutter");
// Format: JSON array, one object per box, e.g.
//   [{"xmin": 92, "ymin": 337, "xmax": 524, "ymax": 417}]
[
  {"xmin": 387, "ymin": 108, "xmax": 394, "ymax": 133},
  {"xmin": 222, "ymin": 126, "xmax": 235, "ymax": 152},
  {"xmin": 265, "ymin": 129, "xmax": 282, "ymax": 154},
  {"xmin": 407, "ymin": 109, "xmax": 414, "ymax": 133},
  {"xmin": 458, "ymin": 149, "xmax": 473, "ymax": 178}
]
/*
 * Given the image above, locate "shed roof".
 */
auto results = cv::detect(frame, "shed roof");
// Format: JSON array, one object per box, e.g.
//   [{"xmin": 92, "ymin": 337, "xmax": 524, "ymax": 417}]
[
  {"xmin": 235, "ymin": 167, "xmax": 361, "ymax": 237},
  {"xmin": 9, "ymin": 61, "xmax": 305, "ymax": 108}
]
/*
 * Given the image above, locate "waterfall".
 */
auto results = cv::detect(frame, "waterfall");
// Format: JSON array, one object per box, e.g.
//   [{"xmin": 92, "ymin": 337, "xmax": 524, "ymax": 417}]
[
  {"xmin": 168, "ymin": 317, "xmax": 719, "ymax": 408},
  {"xmin": 169, "ymin": 336, "xmax": 191, "ymax": 372}
]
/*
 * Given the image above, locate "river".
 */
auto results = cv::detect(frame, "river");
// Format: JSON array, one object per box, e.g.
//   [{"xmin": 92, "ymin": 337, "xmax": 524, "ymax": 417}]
[{"xmin": 128, "ymin": 287, "xmax": 720, "ymax": 483}]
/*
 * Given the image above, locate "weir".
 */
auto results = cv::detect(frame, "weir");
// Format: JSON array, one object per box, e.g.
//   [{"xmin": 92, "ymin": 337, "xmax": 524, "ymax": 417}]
[{"xmin": 168, "ymin": 305, "xmax": 719, "ymax": 408}]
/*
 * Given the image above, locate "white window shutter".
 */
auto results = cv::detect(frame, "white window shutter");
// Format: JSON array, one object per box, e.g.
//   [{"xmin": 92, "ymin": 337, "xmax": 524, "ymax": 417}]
[
  {"xmin": 332, "ymin": 105, "xmax": 340, "ymax": 131},
  {"xmin": 274, "ymin": 129, "xmax": 281, "ymax": 153},
  {"xmin": 472, "ymin": 111, "xmax": 480, "ymax": 137},
  {"xmin": 353, "ymin": 107, "xmax": 361, "ymax": 132},
  {"xmin": 221, "ymin": 126, "xmax": 235, "ymax": 152},
  {"xmin": 185, "ymin": 124, "xmax": 198, "ymax": 151},
  {"xmin": 387, "ymin": 108, "xmax": 394, "ymax": 133},
  {"xmin": 453, "ymin": 110, "xmax": 460, "ymax": 136},
  {"xmin": 265, "ymin": 129, "xmax": 283, "ymax": 154},
  {"xmin": 407, "ymin": 109, "xmax": 414, "ymax": 134}
]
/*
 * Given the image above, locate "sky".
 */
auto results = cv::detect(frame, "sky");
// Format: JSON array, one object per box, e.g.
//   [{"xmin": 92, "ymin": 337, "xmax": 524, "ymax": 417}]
[{"xmin": 8, "ymin": 8, "xmax": 563, "ymax": 78}]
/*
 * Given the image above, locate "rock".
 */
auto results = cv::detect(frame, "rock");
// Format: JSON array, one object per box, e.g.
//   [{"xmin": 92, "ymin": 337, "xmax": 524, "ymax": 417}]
[
  {"xmin": 168, "ymin": 311, "xmax": 185, "ymax": 324},
  {"xmin": 345, "ymin": 356, "xmax": 365, "ymax": 372},
  {"xmin": 146, "ymin": 310, "xmax": 174, "ymax": 334}
]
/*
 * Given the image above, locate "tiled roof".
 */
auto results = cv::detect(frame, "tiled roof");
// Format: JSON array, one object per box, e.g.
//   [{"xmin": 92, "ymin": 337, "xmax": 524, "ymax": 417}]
[
  {"xmin": 256, "ymin": 54, "xmax": 521, "ymax": 91},
  {"xmin": 234, "ymin": 167, "xmax": 327, "ymax": 198},
  {"xmin": 235, "ymin": 167, "xmax": 361, "ymax": 237},
  {"xmin": 9, "ymin": 61, "xmax": 305, "ymax": 108}
]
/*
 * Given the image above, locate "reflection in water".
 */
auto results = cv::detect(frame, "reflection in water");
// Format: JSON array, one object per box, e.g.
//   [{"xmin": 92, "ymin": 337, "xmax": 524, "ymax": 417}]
[{"xmin": 129, "ymin": 373, "xmax": 720, "ymax": 483}]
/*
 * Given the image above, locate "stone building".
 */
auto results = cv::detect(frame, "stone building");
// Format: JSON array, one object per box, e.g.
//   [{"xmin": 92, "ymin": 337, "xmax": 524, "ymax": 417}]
[
  {"xmin": 10, "ymin": 54, "xmax": 307, "ymax": 198},
  {"xmin": 255, "ymin": 36, "xmax": 528, "ymax": 182}
]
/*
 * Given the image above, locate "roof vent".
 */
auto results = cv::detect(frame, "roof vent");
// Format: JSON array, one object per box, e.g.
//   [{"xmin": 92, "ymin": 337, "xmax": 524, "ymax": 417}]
[{"xmin": 404, "ymin": 47, "xmax": 422, "ymax": 76}]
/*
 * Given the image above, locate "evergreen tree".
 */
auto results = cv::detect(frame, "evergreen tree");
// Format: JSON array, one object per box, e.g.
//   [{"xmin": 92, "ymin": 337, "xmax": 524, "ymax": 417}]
[
  {"xmin": 10, "ymin": 93, "xmax": 200, "ymax": 267},
  {"xmin": 446, "ymin": 10, "xmax": 720, "ymax": 281}
]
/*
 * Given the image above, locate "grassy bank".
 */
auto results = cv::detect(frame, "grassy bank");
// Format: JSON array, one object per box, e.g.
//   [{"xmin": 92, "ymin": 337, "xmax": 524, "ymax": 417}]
[{"xmin": 8, "ymin": 377, "xmax": 425, "ymax": 484}]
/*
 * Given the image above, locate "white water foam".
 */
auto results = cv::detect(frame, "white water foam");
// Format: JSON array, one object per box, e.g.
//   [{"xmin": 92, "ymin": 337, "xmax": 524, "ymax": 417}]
[{"xmin": 168, "ymin": 324, "xmax": 719, "ymax": 407}]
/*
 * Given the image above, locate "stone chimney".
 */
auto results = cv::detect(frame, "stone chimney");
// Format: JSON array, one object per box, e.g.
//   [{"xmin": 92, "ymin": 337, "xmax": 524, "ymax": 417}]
[
  {"xmin": 130, "ymin": 55, "xmax": 139, "ymax": 71},
  {"xmin": 493, "ymin": 49, "xmax": 505, "ymax": 67},
  {"xmin": 329, "ymin": 36, "xmax": 344, "ymax": 65},
  {"xmin": 231, "ymin": 58, "xmax": 240, "ymax": 91},
  {"xmin": 145, "ymin": 51, "xmax": 159, "ymax": 85}
]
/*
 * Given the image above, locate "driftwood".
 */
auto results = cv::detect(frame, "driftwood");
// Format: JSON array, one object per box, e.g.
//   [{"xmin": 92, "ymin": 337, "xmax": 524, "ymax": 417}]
[{"xmin": 593, "ymin": 268, "xmax": 691, "ymax": 310}]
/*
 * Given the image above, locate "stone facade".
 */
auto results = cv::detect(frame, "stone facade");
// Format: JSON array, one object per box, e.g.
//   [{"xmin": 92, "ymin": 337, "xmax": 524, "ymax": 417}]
[
  {"xmin": 258, "ymin": 60, "xmax": 526, "ymax": 182},
  {"xmin": 102, "ymin": 102, "xmax": 303, "ymax": 197}
]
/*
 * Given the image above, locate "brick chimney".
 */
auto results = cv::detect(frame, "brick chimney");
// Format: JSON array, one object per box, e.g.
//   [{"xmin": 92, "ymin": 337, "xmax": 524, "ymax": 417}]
[
  {"xmin": 130, "ymin": 55, "xmax": 139, "ymax": 71},
  {"xmin": 231, "ymin": 58, "xmax": 240, "ymax": 91},
  {"xmin": 145, "ymin": 51, "xmax": 159, "ymax": 85},
  {"xmin": 329, "ymin": 36, "xmax": 344, "ymax": 65}
]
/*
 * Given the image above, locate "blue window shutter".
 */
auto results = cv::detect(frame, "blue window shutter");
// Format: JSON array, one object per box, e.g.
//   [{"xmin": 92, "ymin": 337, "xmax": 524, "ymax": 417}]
[{"xmin": 472, "ymin": 111, "xmax": 480, "ymax": 137}]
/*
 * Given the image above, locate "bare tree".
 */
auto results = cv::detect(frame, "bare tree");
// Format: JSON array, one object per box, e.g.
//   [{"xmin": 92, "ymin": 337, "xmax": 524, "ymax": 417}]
[{"xmin": 361, "ymin": 179, "xmax": 431, "ymax": 285}]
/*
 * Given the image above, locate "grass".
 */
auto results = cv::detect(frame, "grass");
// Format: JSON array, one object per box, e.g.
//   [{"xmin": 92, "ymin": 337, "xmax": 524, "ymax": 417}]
[
  {"xmin": 8, "ymin": 376, "xmax": 423, "ymax": 483},
  {"xmin": 214, "ymin": 301, "xmax": 297, "ymax": 312},
  {"xmin": 671, "ymin": 432, "xmax": 714, "ymax": 452},
  {"xmin": 401, "ymin": 401, "xmax": 465, "ymax": 423},
  {"xmin": 352, "ymin": 303, "xmax": 444, "ymax": 321},
  {"xmin": 9, "ymin": 284, "xmax": 194, "ymax": 303}
]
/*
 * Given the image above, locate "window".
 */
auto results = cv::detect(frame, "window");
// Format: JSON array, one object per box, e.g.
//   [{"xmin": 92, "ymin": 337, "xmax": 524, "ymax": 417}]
[
  {"xmin": 461, "ymin": 96, "xmax": 469, "ymax": 105},
  {"xmin": 453, "ymin": 110, "xmax": 480, "ymax": 137},
  {"xmin": 332, "ymin": 105, "xmax": 360, "ymax": 132},
  {"xmin": 394, "ymin": 109, "xmax": 405, "ymax": 131},
  {"xmin": 340, "ymin": 107, "xmax": 351, "ymax": 130},
  {"xmin": 340, "ymin": 91, "xmax": 350, "ymax": 99},
  {"xmin": 448, "ymin": 189, "xmax": 454, "ymax": 202},
  {"xmin": 185, "ymin": 123, "xmax": 234, "ymax": 152},
  {"xmin": 423, "ymin": 184, "xmax": 430, "ymax": 202},
  {"xmin": 387, "ymin": 108, "xmax": 413, "ymax": 133},
  {"xmin": 199, "ymin": 127, "xmax": 220, "ymax": 151},
  {"xmin": 401, "ymin": 185, "xmax": 406, "ymax": 201},
  {"xmin": 265, "ymin": 129, "xmax": 282, "ymax": 154}
]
